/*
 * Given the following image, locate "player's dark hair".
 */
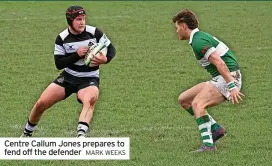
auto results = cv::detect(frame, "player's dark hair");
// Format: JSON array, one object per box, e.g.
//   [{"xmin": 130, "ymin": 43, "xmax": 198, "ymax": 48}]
[
  {"xmin": 66, "ymin": 5, "xmax": 86, "ymax": 27},
  {"xmin": 172, "ymin": 9, "xmax": 198, "ymax": 30}
]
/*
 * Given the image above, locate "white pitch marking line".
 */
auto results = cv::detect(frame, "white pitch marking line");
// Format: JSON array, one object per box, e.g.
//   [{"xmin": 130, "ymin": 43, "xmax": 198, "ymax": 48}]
[{"xmin": 256, "ymin": 47, "xmax": 272, "ymax": 50}]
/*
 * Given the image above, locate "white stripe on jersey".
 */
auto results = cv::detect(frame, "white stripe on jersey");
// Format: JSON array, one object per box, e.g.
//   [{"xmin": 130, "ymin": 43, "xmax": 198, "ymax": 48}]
[
  {"xmin": 54, "ymin": 44, "xmax": 66, "ymax": 55},
  {"xmin": 198, "ymin": 58, "xmax": 210, "ymax": 67},
  {"xmin": 216, "ymin": 42, "xmax": 229, "ymax": 56},
  {"xmin": 64, "ymin": 68, "xmax": 99, "ymax": 77},
  {"xmin": 74, "ymin": 59, "xmax": 85, "ymax": 66},
  {"xmin": 99, "ymin": 34, "xmax": 111, "ymax": 47},
  {"xmin": 204, "ymin": 47, "xmax": 216, "ymax": 59},
  {"xmin": 59, "ymin": 29, "xmax": 69, "ymax": 41},
  {"xmin": 85, "ymin": 25, "xmax": 96, "ymax": 35},
  {"xmin": 204, "ymin": 42, "xmax": 229, "ymax": 60},
  {"xmin": 62, "ymin": 39, "xmax": 93, "ymax": 54},
  {"xmin": 86, "ymin": 25, "xmax": 111, "ymax": 46},
  {"xmin": 199, "ymin": 41, "xmax": 230, "ymax": 67}
]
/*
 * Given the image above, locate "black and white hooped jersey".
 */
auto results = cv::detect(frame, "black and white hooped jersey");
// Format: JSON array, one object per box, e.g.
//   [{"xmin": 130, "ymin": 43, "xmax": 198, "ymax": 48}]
[{"xmin": 54, "ymin": 25, "xmax": 111, "ymax": 78}]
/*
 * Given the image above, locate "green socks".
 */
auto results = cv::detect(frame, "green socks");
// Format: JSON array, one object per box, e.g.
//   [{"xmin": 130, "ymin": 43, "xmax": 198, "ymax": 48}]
[
  {"xmin": 186, "ymin": 107, "xmax": 220, "ymax": 132},
  {"xmin": 196, "ymin": 115, "xmax": 214, "ymax": 147},
  {"xmin": 186, "ymin": 107, "xmax": 195, "ymax": 116}
]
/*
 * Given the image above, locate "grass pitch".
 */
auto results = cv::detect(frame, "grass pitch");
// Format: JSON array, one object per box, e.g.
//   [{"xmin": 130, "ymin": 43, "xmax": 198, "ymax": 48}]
[{"xmin": 0, "ymin": 1, "xmax": 271, "ymax": 166}]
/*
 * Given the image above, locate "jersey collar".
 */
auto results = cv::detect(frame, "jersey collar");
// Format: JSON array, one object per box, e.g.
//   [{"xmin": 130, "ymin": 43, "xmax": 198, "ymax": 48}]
[{"xmin": 189, "ymin": 28, "xmax": 199, "ymax": 44}]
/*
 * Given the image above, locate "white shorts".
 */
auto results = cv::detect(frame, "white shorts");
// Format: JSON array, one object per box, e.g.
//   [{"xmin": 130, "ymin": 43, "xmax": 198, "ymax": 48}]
[{"xmin": 209, "ymin": 70, "xmax": 242, "ymax": 100}]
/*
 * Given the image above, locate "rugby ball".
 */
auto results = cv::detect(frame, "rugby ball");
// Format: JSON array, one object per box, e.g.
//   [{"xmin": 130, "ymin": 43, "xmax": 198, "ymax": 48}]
[{"xmin": 84, "ymin": 43, "xmax": 107, "ymax": 67}]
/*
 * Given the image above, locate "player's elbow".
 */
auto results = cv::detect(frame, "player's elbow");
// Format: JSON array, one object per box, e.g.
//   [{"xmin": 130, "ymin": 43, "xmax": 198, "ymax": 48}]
[
  {"xmin": 54, "ymin": 56, "xmax": 65, "ymax": 70},
  {"xmin": 106, "ymin": 44, "xmax": 116, "ymax": 63},
  {"xmin": 56, "ymin": 66, "xmax": 63, "ymax": 70},
  {"xmin": 55, "ymin": 61, "xmax": 64, "ymax": 70},
  {"xmin": 210, "ymin": 56, "xmax": 225, "ymax": 68},
  {"xmin": 208, "ymin": 52, "xmax": 225, "ymax": 67},
  {"xmin": 214, "ymin": 61, "xmax": 229, "ymax": 75}
]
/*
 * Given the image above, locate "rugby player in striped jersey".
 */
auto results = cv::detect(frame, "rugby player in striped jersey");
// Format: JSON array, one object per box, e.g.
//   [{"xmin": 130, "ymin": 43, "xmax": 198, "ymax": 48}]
[{"xmin": 21, "ymin": 6, "xmax": 116, "ymax": 138}]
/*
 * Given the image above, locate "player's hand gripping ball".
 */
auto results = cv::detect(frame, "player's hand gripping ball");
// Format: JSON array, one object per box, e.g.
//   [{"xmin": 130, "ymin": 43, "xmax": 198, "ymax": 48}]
[{"xmin": 84, "ymin": 43, "xmax": 107, "ymax": 67}]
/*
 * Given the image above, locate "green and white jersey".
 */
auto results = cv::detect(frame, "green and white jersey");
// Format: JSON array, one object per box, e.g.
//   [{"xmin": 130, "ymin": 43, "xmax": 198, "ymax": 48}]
[{"xmin": 189, "ymin": 28, "xmax": 239, "ymax": 77}]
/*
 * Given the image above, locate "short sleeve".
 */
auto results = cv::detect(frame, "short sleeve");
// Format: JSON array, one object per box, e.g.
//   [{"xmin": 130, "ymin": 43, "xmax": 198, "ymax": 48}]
[{"xmin": 192, "ymin": 38, "xmax": 216, "ymax": 59}]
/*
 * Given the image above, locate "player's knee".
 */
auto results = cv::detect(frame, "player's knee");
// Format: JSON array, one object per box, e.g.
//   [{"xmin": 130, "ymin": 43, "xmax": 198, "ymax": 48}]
[
  {"xmin": 90, "ymin": 95, "xmax": 98, "ymax": 104},
  {"xmin": 191, "ymin": 99, "xmax": 205, "ymax": 111},
  {"xmin": 35, "ymin": 99, "xmax": 49, "ymax": 112},
  {"xmin": 178, "ymin": 94, "xmax": 184, "ymax": 104},
  {"xmin": 82, "ymin": 95, "xmax": 98, "ymax": 106},
  {"xmin": 178, "ymin": 95, "xmax": 190, "ymax": 109}
]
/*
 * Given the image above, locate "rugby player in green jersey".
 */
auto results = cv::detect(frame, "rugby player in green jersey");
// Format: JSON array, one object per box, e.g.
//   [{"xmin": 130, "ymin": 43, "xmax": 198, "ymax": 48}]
[{"xmin": 172, "ymin": 9, "xmax": 244, "ymax": 152}]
